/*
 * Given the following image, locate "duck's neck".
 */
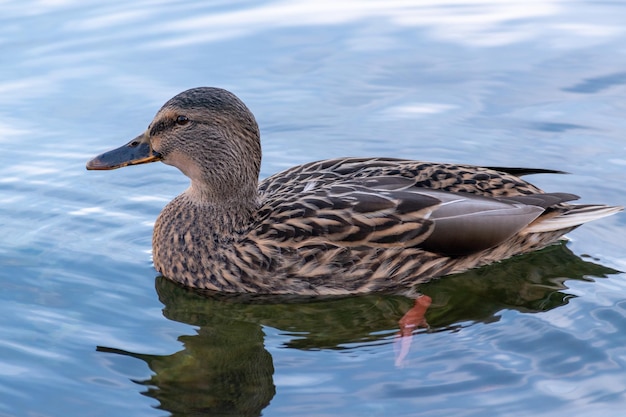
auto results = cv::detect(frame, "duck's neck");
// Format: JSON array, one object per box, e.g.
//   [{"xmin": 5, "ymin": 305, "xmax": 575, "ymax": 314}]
[{"xmin": 184, "ymin": 181, "xmax": 258, "ymax": 234}]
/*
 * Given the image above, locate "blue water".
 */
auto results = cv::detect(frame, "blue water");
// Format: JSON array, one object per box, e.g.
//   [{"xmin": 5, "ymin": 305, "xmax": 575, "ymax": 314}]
[{"xmin": 1, "ymin": 1, "xmax": 626, "ymax": 416}]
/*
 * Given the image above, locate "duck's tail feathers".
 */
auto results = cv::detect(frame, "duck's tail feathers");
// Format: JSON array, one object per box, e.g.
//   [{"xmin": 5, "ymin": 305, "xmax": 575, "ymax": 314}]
[{"xmin": 524, "ymin": 204, "xmax": 623, "ymax": 233}]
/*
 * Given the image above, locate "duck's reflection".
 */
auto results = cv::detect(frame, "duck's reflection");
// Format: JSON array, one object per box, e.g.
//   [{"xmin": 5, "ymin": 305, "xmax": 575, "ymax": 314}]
[
  {"xmin": 97, "ymin": 243, "xmax": 619, "ymax": 417},
  {"xmin": 99, "ymin": 321, "xmax": 275, "ymax": 416}
]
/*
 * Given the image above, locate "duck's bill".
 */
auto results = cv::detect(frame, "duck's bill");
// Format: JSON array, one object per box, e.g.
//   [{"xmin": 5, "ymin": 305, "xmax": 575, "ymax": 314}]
[{"xmin": 86, "ymin": 134, "xmax": 162, "ymax": 170}]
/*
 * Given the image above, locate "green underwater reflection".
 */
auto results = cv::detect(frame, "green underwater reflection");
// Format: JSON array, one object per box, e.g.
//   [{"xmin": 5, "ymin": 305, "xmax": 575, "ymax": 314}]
[{"xmin": 97, "ymin": 242, "xmax": 619, "ymax": 417}]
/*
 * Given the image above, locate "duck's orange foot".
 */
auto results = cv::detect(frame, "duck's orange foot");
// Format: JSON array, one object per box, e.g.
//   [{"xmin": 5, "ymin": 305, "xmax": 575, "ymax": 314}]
[{"xmin": 394, "ymin": 294, "xmax": 432, "ymax": 366}]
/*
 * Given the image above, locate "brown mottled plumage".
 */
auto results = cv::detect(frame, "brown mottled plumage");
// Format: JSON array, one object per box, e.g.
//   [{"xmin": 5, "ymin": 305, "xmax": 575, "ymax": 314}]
[{"xmin": 86, "ymin": 87, "xmax": 622, "ymax": 295}]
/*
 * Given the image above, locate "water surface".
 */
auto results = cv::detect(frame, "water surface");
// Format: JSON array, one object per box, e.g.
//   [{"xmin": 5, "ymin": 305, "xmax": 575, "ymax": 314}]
[{"xmin": 1, "ymin": 1, "xmax": 626, "ymax": 416}]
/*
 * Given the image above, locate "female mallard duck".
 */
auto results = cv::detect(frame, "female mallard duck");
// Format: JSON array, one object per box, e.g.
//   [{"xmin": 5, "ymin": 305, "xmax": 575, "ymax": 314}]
[{"xmin": 87, "ymin": 87, "xmax": 622, "ymax": 295}]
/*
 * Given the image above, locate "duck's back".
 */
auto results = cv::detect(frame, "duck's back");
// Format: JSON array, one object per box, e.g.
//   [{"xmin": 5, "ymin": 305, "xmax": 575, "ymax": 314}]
[{"xmin": 258, "ymin": 157, "xmax": 549, "ymax": 200}]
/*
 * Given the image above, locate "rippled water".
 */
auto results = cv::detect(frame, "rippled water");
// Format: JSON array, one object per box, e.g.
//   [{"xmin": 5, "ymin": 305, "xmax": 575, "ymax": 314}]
[{"xmin": 1, "ymin": 1, "xmax": 626, "ymax": 416}]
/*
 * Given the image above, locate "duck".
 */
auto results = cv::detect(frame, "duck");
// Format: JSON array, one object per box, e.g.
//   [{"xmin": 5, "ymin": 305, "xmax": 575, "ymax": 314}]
[{"xmin": 86, "ymin": 87, "xmax": 622, "ymax": 296}]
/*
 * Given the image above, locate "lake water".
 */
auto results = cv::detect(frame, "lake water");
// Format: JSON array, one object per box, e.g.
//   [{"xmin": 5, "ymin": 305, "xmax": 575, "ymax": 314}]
[{"xmin": 1, "ymin": 1, "xmax": 626, "ymax": 416}]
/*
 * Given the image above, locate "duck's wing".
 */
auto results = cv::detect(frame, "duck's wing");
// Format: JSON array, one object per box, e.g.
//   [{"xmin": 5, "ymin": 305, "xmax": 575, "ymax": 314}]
[
  {"xmin": 254, "ymin": 176, "xmax": 439, "ymax": 248},
  {"xmin": 484, "ymin": 166, "xmax": 568, "ymax": 176},
  {"xmin": 254, "ymin": 174, "xmax": 578, "ymax": 255},
  {"xmin": 418, "ymin": 190, "xmax": 578, "ymax": 254}
]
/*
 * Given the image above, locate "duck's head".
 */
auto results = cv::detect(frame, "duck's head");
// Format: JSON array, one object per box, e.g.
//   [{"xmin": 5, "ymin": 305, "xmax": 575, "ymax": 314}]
[{"xmin": 87, "ymin": 87, "xmax": 261, "ymax": 202}]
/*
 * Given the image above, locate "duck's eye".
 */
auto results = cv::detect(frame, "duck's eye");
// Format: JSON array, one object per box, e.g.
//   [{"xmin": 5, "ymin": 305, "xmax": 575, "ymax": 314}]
[{"xmin": 176, "ymin": 115, "xmax": 189, "ymax": 125}]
